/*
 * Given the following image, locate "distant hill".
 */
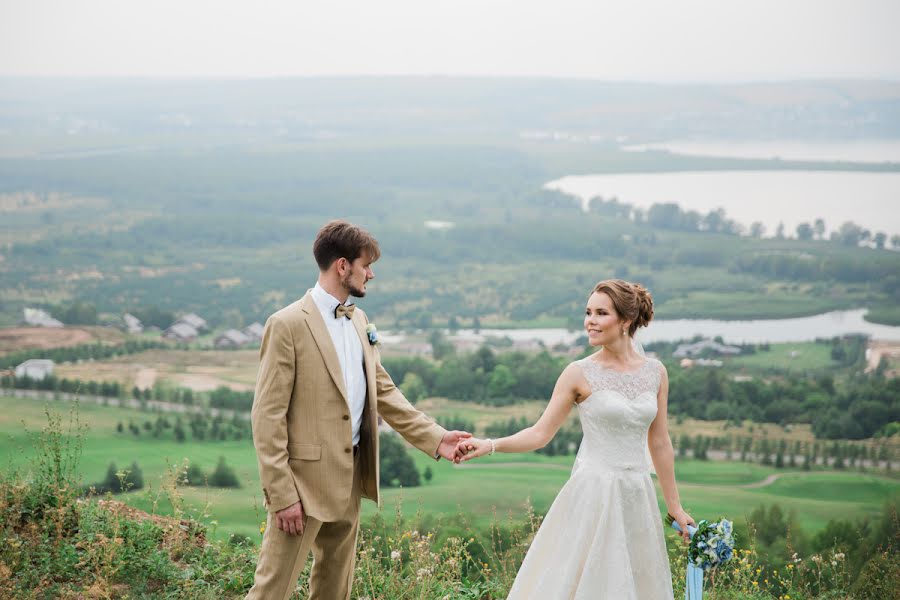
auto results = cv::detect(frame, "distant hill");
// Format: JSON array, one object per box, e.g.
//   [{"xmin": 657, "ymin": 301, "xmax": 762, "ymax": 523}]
[{"xmin": 1, "ymin": 77, "xmax": 898, "ymax": 329}]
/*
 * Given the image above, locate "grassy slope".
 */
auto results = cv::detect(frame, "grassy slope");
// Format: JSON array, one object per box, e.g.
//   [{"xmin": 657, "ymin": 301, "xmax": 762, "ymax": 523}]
[{"xmin": 1, "ymin": 396, "xmax": 897, "ymax": 544}]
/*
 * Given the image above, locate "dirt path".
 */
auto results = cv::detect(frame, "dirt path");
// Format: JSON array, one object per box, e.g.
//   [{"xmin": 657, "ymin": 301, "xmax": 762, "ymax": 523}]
[
  {"xmin": 740, "ymin": 473, "xmax": 783, "ymax": 489},
  {"xmin": 134, "ymin": 368, "xmax": 156, "ymax": 390},
  {"xmin": 866, "ymin": 341, "xmax": 900, "ymax": 375}
]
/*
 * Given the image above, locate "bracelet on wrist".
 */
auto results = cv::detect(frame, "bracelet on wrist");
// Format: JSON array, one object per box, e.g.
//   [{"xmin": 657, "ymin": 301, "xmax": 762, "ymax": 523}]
[{"xmin": 488, "ymin": 438, "xmax": 496, "ymax": 455}]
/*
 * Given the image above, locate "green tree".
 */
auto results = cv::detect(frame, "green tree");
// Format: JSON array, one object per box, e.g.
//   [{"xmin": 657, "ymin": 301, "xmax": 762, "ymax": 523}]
[
  {"xmin": 400, "ymin": 372, "xmax": 427, "ymax": 404},
  {"xmin": 749, "ymin": 222, "xmax": 765, "ymax": 238},
  {"xmin": 184, "ymin": 462, "xmax": 207, "ymax": 486},
  {"xmin": 209, "ymin": 457, "xmax": 241, "ymax": 488},
  {"xmin": 429, "ymin": 330, "xmax": 454, "ymax": 360},
  {"xmin": 796, "ymin": 222, "xmax": 814, "ymax": 240},
  {"xmin": 814, "ymin": 218, "xmax": 826, "ymax": 239},
  {"xmin": 423, "ymin": 465, "xmax": 433, "ymax": 484},
  {"xmin": 379, "ymin": 434, "xmax": 420, "ymax": 488},
  {"xmin": 487, "ymin": 364, "xmax": 517, "ymax": 398}
]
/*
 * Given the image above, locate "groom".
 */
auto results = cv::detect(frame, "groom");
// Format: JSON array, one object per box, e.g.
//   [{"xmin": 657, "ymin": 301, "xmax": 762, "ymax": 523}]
[{"xmin": 247, "ymin": 220, "xmax": 470, "ymax": 600}]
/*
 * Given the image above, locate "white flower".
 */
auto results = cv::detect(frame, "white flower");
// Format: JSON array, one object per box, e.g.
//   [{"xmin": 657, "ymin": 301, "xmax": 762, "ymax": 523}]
[{"xmin": 390, "ymin": 550, "xmax": 401, "ymax": 561}]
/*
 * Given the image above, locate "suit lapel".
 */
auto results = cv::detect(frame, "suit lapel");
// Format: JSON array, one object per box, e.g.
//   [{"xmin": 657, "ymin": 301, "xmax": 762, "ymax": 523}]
[
  {"xmin": 352, "ymin": 313, "xmax": 377, "ymax": 412},
  {"xmin": 300, "ymin": 293, "xmax": 349, "ymax": 403}
]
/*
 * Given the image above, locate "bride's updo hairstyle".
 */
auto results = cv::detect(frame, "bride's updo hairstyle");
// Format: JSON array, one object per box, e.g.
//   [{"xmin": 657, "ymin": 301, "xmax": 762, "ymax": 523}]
[{"xmin": 591, "ymin": 279, "xmax": 654, "ymax": 337}]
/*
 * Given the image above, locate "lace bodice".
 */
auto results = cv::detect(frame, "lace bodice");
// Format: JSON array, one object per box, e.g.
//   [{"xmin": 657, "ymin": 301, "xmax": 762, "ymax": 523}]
[{"xmin": 572, "ymin": 356, "xmax": 663, "ymax": 474}]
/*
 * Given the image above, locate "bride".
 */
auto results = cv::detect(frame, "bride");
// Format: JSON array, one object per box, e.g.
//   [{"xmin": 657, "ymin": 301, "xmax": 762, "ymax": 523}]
[{"xmin": 455, "ymin": 279, "xmax": 694, "ymax": 599}]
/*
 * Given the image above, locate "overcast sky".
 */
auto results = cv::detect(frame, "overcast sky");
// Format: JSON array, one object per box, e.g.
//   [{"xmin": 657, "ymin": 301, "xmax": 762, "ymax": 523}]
[{"xmin": 1, "ymin": 0, "xmax": 898, "ymax": 82}]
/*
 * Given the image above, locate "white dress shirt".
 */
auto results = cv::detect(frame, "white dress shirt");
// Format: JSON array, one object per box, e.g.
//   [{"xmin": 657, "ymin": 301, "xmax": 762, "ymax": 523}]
[{"xmin": 310, "ymin": 282, "xmax": 367, "ymax": 446}]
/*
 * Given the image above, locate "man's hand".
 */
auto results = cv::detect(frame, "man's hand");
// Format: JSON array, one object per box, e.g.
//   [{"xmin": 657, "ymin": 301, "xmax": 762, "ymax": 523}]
[
  {"xmin": 437, "ymin": 430, "xmax": 472, "ymax": 463},
  {"xmin": 275, "ymin": 501, "xmax": 306, "ymax": 536}
]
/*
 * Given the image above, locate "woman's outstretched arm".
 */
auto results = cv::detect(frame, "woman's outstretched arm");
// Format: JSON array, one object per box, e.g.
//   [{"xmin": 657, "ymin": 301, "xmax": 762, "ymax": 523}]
[
  {"xmin": 648, "ymin": 363, "xmax": 695, "ymax": 542},
  {"xmin": 455, "ymin": 362, "xmax": 585, "ymax": 460}
]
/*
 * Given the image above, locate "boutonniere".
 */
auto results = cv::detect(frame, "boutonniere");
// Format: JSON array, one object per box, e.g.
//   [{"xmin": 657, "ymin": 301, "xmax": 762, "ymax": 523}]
[{"xmin": 365, "ymin": 323, "xmax": 380, "ymax": 346}]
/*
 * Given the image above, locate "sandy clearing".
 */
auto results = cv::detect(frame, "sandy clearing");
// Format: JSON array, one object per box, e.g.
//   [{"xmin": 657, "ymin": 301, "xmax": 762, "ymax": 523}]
[{"xmin": 0, "ymin": 327, "xmax": 95, "ymax": 354}]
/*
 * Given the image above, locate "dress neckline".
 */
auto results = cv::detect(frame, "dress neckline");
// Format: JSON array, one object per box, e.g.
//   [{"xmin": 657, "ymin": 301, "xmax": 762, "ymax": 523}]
[{"xmin": 584, "ymin": 355, "xmax": 650, "ymax": 375}]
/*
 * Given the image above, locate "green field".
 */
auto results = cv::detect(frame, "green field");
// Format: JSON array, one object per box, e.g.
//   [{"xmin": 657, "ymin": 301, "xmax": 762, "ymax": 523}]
[
  {"xmin": 724, "ymin": 341, "xmax": 840, "ymax": 373},
  {"xmin": 1, "ymin": 396, "xmax": 897, "ymax": 545}
]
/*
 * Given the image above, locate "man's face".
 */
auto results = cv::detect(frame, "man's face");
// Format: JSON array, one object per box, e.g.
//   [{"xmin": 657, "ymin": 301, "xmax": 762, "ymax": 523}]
[{"xmin": 341, "ymin": 252, "xmax": 375, "ymax": 298}]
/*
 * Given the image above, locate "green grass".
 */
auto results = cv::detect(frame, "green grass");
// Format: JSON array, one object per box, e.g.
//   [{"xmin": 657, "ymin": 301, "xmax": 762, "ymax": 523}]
[
  {"xmin": 865, "ymin": 304, "xmax": 900, "ymax": 326},
  {"xmin": 725, "ymin": 342, "xmax": 839, "ymax": 373},
  {"xmin": 1, "ymin": 395, "xmax": 897, "ymax": 544},
  {"xmin": 656, "ymin": 290, "xmax": 854, "ymax": 321}
]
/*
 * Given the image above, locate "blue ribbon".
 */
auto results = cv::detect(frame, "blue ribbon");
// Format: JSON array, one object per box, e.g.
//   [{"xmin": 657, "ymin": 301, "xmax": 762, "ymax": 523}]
[{"xmin": 670, "ymin": 520, "xmax": 704, "ymax": 600}]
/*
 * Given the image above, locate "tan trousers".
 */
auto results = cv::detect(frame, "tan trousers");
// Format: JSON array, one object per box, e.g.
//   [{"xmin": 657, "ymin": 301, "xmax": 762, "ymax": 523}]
[{"xmin": 247, "ymin": 454, "xmax": 361, "ymax": 600}]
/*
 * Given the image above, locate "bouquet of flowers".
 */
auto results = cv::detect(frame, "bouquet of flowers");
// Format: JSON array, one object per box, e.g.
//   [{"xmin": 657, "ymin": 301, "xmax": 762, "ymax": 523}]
[{"xmin": 666, "ymin": 514, "xmax": 735, "ymax": 599}]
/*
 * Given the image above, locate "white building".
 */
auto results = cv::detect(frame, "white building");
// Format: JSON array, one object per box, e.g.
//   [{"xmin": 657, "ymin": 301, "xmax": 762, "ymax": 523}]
[
  {"xmin": 176, "ymin": 313, "xmax": 207, "ymax": 331},
  {"xmin": 215, "ymin": 329, "xmax": 251, "ymax": 349},
  {"xmin": 123, "ymin": 313, "xmax": 143, "ymax": 334},
  {"xmin": 23, "ymin": 308, "xmax": 63, "ymax": 328},
  {"xmin": 243, "ymin": 322, "xmax": 265, "ymax": 342},
  {"xmin": 673, "ymin": 339, "xmax": 741, "ymax": 358},
  {"xmin": 15, "ymin": 359, "xmax": 55, "ymax": 380},
  {"xmin": 163, "ymin": 322, "xmax": 198, "ymax": 342}
]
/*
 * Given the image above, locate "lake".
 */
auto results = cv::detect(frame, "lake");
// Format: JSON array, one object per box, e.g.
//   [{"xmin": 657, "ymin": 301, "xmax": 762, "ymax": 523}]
[
  {"xmin": 545, "ymin": 170, "xmax": 900, "ymax": 238},
  {"xmin": 384, "ymin": 309, "xmax": 900, "ymax": 347}
]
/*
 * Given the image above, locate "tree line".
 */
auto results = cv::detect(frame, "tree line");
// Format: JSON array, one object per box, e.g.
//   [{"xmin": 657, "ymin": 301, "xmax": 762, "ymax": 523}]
[
  {"xmin": 0, "ymin": 339, "xmax": 165, "ymax": 370},
  {"xmin": 386, "ymin": 342, "xmax": 898, "ymax": 441}
]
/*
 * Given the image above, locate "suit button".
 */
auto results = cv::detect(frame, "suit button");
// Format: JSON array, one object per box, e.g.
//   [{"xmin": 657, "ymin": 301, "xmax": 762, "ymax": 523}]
[
  {"xmin": 345, "ymin": 447, "xmax": 351, "ymax": 453},
  {"xmin": 343, "ymin": 415, "xmax": 350, "ymax": 421}
]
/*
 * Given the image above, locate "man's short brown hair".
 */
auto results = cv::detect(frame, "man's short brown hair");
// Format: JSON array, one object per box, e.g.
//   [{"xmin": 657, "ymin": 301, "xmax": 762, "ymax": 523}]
[{"xmin": 312, "ymin": 220, "xmax": 381, "ymax": 271}]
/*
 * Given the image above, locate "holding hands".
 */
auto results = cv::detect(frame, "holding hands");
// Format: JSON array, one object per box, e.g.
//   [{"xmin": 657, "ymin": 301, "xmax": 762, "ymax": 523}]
[{"xmin": 454, "ymin": 437, "xmax": 495, "ymax": 462}]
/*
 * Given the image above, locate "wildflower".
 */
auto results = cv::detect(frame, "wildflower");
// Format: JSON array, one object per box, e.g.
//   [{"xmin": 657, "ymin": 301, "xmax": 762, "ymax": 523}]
[
  {"xmin": 390, "ymin": 550, "xmax": 401, "ymax": 561},
  {"xmin": 835, "ymin": 552, "xmax": 845, "ymax": 561},
  {"xmin": 787, "ymin": 564, "xmax": 794, "ymax": 570},
  {"xmin": 259, "ymin": 521, "xmax": 266, "ymax": 534},
  {"xmin": 752, "ymin": 581, "xmax": 758, "ymax": 587},
  {"xmin": 811, "ymin": 554, "xmax": 822, "ymax": 563}
]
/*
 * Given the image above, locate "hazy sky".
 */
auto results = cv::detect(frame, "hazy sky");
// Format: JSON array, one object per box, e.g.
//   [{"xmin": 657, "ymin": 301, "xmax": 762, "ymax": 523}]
[{"xmin": 2, "ymin": 0, "xmax": 898, "ymax": 81}]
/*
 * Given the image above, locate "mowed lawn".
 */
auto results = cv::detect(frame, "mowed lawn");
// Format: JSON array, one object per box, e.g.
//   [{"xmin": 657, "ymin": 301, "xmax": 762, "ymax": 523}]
[
  {"xmin": 724, "ymin": 341, "xmax": 839, "ymax": 373},
  {"xmin": 0, "ymin": 396, "xmax": 897, "ymax": 544}
]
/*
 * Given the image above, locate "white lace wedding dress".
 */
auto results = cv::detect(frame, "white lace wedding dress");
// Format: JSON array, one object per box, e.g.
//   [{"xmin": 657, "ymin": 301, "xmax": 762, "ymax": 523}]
[{"xmin": 507, "ymin": 357, "xmax": 674, "ymax": 599}]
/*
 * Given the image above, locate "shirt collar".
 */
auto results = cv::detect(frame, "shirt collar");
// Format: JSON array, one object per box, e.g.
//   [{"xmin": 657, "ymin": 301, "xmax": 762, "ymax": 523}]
[{"xmin": 312, "ymin": 282, "xmax": 345, "ymax": 320}]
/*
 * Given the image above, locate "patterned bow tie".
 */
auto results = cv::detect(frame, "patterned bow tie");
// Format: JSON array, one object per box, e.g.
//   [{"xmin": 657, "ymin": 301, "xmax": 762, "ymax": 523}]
[{"xmin": 334, "ymin": 303, "xmax": 356, "ymax": 320}]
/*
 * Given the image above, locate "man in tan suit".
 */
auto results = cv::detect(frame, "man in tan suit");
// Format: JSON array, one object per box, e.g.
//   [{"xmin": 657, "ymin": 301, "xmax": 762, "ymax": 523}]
[{"xmin": 247, "ymin": 220, "xmax": 471, "ymax": 600}]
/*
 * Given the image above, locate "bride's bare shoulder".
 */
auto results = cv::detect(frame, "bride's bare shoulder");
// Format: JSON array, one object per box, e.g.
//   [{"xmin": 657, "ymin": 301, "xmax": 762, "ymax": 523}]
[{"xmin": 561, "ymin": 359, "xmax": 593, "ymax": 403}]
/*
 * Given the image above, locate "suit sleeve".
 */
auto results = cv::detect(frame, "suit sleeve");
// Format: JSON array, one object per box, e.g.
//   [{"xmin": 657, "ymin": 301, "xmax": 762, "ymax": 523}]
[
  {"xmin": 374, "ymin": 349, "xmax": 447, "ymax": 458},
  {"xmin": 251, "ymin": 315, "xmax": 301, "ymax": 512}
]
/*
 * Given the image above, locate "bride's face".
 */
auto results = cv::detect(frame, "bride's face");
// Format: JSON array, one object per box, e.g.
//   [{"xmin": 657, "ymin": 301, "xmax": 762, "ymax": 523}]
[{"xmin": 584, "ymin": 292, "xmax": 626, "ymax": 347}]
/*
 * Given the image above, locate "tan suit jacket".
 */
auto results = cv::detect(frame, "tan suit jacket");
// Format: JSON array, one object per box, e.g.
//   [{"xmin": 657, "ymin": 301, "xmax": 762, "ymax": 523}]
[{"xmin": 251, "ymin": 292, "xmax": 446, "ymax": 522}]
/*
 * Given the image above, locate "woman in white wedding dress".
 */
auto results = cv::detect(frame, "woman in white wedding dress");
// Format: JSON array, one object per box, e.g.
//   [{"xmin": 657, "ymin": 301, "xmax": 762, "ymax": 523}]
[{"xmin": 456, "ymin": 279, "xmax": 694, "ymax": 600}]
